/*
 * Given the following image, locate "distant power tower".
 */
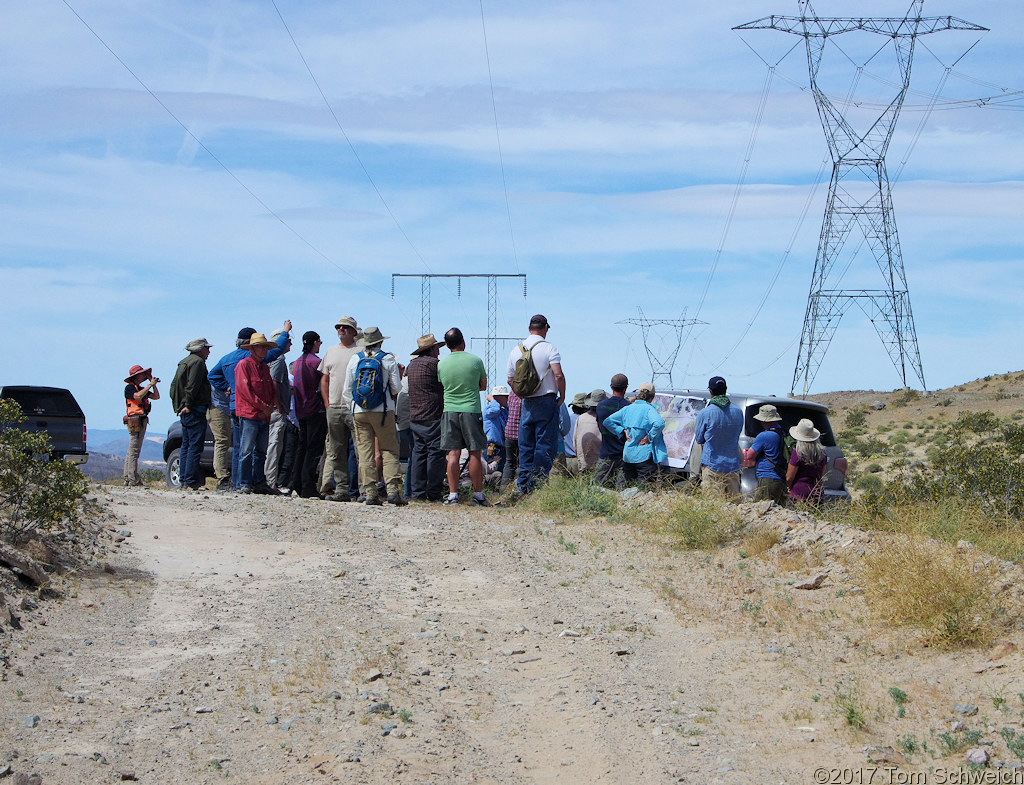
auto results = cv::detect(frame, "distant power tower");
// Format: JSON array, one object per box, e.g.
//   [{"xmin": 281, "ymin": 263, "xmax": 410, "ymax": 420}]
[
  {"xmin": 391, "ymin": 273, "xmax": 526, "ymax": 385},
  {"xmin": 736, "ymin": 1, "xmax": 986, "ymax": 397},
  {"xmin": 617, "ymin": 308, "xmax": 705, "ymax": 388}
]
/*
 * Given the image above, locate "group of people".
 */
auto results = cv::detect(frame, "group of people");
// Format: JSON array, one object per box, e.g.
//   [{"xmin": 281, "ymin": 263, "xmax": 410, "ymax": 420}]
[{"xmin": 122, "ymin": 313, "xmax": 829, "ymax": 507}]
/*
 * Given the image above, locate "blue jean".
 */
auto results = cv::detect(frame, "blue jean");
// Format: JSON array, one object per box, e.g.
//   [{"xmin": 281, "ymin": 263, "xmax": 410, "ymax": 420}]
[
  {"xmin": 179, "ymin": 409, "xmax": 207, "ymax": 488},
  {"xmin": 517, "ymin": 394, "xmax": 559, "ymax": 493},
  {"xmin": 239, "ymin": 417, "xmax": 270, "ymax": 489},
  {"xmin": 231, "ymin": 413, "xmax": 242, "ymax": 489}
]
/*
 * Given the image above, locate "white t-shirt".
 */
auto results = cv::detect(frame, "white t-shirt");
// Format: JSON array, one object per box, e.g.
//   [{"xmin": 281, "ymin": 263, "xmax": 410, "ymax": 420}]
[
  {"xmin": 505, "ymin": 334, "xmax": 561, "ymax": 397},
  {"xmin": 318, "ymin": 343, "xmax": 360, "ymax": 407}
]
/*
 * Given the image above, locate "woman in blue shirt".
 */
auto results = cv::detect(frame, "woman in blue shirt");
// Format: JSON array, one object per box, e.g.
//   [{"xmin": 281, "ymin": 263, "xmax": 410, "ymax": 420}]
[{"xmin": 602, "ymin": 382, "xmax": 667, "ymax": 485}]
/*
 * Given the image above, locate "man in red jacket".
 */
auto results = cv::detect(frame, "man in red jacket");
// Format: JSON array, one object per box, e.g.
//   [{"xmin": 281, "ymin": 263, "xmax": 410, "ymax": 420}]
[{"xmin": 235, "ymin": 332, "xmax": 284, "ymax": 495}]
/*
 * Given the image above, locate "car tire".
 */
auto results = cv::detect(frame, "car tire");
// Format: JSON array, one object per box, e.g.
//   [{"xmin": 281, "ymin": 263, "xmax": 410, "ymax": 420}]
[{"xmin": 165, "ymin": 448, "xmax": 181, "ymax": 489}]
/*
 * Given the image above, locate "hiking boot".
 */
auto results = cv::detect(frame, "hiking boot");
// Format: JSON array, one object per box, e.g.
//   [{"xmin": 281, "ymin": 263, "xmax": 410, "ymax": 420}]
[
  {"xmin": 470, "ymin": 496, "xmax": 492, "ymax": 507},
  {"xmin": 364, "ymin": 496, "xmax": 383, "ymax": 506},
  {"xmin": 387, "ymin": 493, "xmax": 408, "ymax": 507},
  {"xmin": 215, "ymin": 477, "xmax": 233, "ymax": 492},
  {"xmin": 253, "ymin": 481, "xmax": 281, "ymax": 496},
  {"xmin": 324, "ymin": 492, "xmax": 349, "ymax": 502},
  {"xmin": 238, "ymin": 485, "xmax": 252, "ymax": 495}
]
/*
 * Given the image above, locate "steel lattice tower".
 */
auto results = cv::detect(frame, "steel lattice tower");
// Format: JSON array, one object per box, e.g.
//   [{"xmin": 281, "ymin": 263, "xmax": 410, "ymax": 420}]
[
  {"xmin": 736, "ymin": 2, "xmax": 986, "ymax": 397},
  {"xmin": 391, "ymin": 273, "xmax": 526, "ymax": 385},
  {"xmin": 616, "ymin": 308, "xmax": 706, "ymax": 388}
]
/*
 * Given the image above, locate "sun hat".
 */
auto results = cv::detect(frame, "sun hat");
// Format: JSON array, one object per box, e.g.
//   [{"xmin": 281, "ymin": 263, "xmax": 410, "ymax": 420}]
[
  {"xmin": 334, "ymin": 316, "xmax": 358, "ymax": 330},
  {"xmin": 270, "ymin": 328, "xmax": 291, "ymax": 343},
  {"xmin": 185, "ymin": 338, "xmax": 213, "ymax": 353},
  {"xmin": 790, "ymin": 418, "xmax": 821, "ymax": 442},
  {"xmin": 241, "ymin": 333, "xmax": 275, "ymax": 350},
  {"xmin": 753, "ymin": 404, "xmax": 782, "ymax": 422},
  {"xmin": 124, "ymin": 365, "xmax": 152, "ymax": 383},
  {"xmin": 585, "ymin": 389, "xmax": 608, "ymax": 408},
  {"xmin": 637, "ymin": 381, "xmax": 656, "ymax": 401},
  {"xmin": 570, "ymin": 392, "xmax": 588, "ymax": 414},
  {"xmin": 361, "ymin": 327, "xmax": 388, "ymax": 347},
  {"xmin": 411, "ymin": 333, "xmax": 445, "ymax": 356},
  {"xmin": 490, "ymin": 385, "xmax": 509, "ymax": 397}
]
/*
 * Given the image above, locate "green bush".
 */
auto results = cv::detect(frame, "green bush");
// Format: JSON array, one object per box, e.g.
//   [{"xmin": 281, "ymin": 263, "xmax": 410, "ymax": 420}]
[
  {"xmin": 660, "ymin": 495, "xmax": 741, "ymax": 551},
  {"xmin": 855, "ymin": 475, "xmax": 884, "ymax": 493},
  {"xmin": 527, "ymin": 474, "xmax": 618, "ymax": 519},
  {"xmin": 0, "ymin": 399, "xmax": 87, "ymax": 544},
  {"xmin": 845, "ymin": 409, "xmax": 867, "ymax": 429}
]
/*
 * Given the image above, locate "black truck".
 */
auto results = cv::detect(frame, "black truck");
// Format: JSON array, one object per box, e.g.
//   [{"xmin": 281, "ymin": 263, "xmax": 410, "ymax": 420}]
[{"xmin": 0, "ymin": 386, "xmax": 89, "ymax": 464}]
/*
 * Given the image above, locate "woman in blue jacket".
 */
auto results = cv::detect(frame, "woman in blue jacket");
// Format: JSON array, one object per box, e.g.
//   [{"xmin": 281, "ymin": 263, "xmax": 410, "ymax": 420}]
[{"xmin": 602, "ymin": 382, "xmax": 666, "ymax": 485}]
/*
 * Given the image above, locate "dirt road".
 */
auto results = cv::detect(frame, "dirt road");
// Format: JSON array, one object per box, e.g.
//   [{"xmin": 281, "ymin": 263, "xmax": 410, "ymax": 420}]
[{"xmin": 3, "ymin": 486, "xmax": 996, "ymax": 784}]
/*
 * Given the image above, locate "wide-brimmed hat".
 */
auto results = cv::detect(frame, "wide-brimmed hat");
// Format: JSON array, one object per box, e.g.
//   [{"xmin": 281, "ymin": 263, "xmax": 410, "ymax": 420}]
[
  {"xmin": 753, "ymin": 404, "xmax": 782, "ymax": 422},
  {"xmin": 361, "ymin": 327, "xmax": 388, "ymax": 348},
  {"xmin": 490, "ymin": 385, "xmax": 509, "ymax": 398},
  {"xmin": 570, "ymin": 392, "xmax": 588, "ymax": 414},
  {"xmin": 124, "ymin": 364, "xmax": 152, "ymax": 383},
  {"xmin": 334, "ymin": 316, "xmax": 358, "ymax": 330},
  {"xmin": 241, "ymin": 332, "xmax": 275, "ymax": 350},
  {"xmin": 585, "ymin": 389, "xmax": 607, "ymax": 408},
  {"xmin": 790, "ymin": 418, "xmax": 821, "ymax": 442},
  {"xmin": 185, "ymin": 338, "xmax": 213, "ymax": 353},
  {"xmin": 411, "ymin": 334, "xmax": 445, "ymax": 356},
  {"xmin": 270, "ymin": 328, "xmax": 290, "ymax": 343}
]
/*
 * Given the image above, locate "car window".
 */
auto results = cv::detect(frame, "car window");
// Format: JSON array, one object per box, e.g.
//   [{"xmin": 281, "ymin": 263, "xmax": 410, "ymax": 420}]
[
  {"xmin": 1, "ymin": 388, "xmax": 84, "ymax": 418},
  {"xmin": 743, "ymin": 404, "xmax": 836, "ymax": 447}
]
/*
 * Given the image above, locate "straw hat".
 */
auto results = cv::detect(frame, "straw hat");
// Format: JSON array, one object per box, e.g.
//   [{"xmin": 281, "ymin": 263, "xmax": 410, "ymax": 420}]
[
  {"xmin": 334, "ymin": 316, "xmax": 357, "ymax": 330},
  {"xmin": 753, "ymin": 404, "xmax": 782, "ymax": 422},
  {"xmin": 790, "ymin": 418, "xmax": 821, "ymax": 442},
  {"xmin": 124, "ymin": 365, "xmax": 152, "ymax": 383},
  {"xmin": 241, "ymin": 333, "xmax": 275, "ymax": 350},
  {"xmin": 361, "ymin": 327, "xmax": 388, "ymax": 347},
  {"xmin": 411, "ymin": 334, "xmax": 445, "ymax": 356}
]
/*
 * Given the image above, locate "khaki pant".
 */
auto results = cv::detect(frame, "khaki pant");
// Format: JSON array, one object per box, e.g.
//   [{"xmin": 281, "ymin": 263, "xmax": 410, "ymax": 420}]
[
  {"xmin": 322, "ymin": 406, "xmax": 355, "ymax": 494},
  {"xmin": 353, "ymin": 410, "xmax": 402, "ymax": 499},
  {"xmin": 207, "ymin": 407, "xmax": 232, "ymax": 481},
  {"xmin": 123, "ymin": 417, "xmax": 148, "ymax": 484},
  {"xmin": 701, "ymin": 466, "xmax": 741, "ymax": 501}
]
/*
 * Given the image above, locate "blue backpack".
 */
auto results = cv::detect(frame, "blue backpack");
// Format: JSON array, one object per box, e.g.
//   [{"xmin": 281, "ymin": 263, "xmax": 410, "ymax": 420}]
[{"xmin": 353, "ymin": 350, "xmax": 388, "ymax": 412}]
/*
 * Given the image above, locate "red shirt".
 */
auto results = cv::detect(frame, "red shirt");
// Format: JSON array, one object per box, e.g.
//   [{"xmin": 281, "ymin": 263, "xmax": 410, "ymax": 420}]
[{"xmin": 235, "ymin": 355, "xmax": 277, "ymax": 421}]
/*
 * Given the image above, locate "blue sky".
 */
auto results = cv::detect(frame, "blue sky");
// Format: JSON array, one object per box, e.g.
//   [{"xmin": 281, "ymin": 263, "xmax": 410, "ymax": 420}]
[{"xmin": 1, "ymin": 0, "xmax": 1021, "ymax": 429}]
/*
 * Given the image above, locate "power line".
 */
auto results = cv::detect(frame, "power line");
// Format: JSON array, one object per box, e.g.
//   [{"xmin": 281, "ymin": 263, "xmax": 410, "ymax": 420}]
[
  {"xmin": 479, "ymin": 0, "xmax": 521, "ymax": 274},
  {"xmin": 60, "ymin": 0, "xmax": 388, "ymax": 297}
]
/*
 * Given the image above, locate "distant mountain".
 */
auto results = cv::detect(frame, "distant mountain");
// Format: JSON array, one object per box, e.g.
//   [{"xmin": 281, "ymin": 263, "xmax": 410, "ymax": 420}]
[
  {"xmin": 81, "ymin": 452, "xmax": 163, "ymax": 482},
  {"xmin": 88, "ymin": 429, "xmax": 164, "ymax": 460}
]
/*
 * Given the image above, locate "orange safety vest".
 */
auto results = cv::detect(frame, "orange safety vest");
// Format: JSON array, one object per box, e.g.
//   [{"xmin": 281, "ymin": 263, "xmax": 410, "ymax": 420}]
[{"xmin": 125, "ymin": 383, "xmax": 150, "ymax": 417}]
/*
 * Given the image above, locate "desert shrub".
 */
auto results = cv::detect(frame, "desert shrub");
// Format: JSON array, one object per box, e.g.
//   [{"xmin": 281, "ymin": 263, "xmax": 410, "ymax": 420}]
[
  {"xmin": 840, "ymin": 435, "xmax": 891, "ymax": 458},
  {"xmin": 659, "ymin": 495, "xmax": 741, "ymax": 551},
  {"xmin": 0, "ymin": 399, "xmax": 88, "ymax": 544},
  {"xmin": 890, "ymin": 389, "xmax": 921, "ymax": 408},
  {"xmin": 858, "ymin": 534, "xmax": 1002, "ymax": 648},
  {"xmin": 140, "ymin": 467, "xmax": 164, "ymax": 484},
  {"xmin": 845, "ymin": 409, "xmax": 867, "ymax": 429},
  {"xmin": 855, "ymin": 475, "xmax": 884, "ymax": 493},
  {"xmin": 866, "ymin": 463, "xmax": 883, "ymax": 474},
  {"xmin": 527, "ymin": 474, "xmax": 618, "ymax": 519}
]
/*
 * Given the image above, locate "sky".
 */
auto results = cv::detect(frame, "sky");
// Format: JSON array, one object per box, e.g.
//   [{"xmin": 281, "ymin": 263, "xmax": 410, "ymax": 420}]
[{"xmin": 1, "ymin": 0, "xmax": 1022, "ymax": 430}]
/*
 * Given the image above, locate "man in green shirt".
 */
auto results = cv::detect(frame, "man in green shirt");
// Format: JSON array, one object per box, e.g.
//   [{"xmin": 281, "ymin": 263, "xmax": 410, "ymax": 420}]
[{"xmin": 436, "ymin": 327, "xmax": 490, "ymax": 507}]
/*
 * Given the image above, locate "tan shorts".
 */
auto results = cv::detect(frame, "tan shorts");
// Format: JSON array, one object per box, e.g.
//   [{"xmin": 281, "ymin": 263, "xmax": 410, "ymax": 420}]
[{"xmin": 701, "ymin": 466, "xmax": 741, "ymax": 500}]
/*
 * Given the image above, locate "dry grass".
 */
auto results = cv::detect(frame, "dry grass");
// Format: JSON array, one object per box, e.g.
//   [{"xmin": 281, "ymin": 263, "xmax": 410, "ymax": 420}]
[
  {"xmin": 833, "ymin": 498, "xmax": 1024, "ymax": 564},
  {"xmin": 857, "ymin": 534, "xmax": 1003, "ymax": 648},
  {"xmin": 739, "ymin": 525, "xmax": 783, "ymax": 559}
]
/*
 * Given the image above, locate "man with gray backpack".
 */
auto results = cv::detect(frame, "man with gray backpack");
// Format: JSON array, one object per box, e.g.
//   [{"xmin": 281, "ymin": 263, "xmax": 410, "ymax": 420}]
[
  {"xmin": 505, "ymin": 314, "xmax": 566, "ymax": 495},
  {"xmin": 343, "ymin": 327, "xmax": 405, "ymax": 506}
]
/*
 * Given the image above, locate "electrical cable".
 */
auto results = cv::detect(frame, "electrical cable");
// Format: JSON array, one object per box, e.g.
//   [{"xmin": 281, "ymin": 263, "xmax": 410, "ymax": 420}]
[
  {"xmin": 479, "ymin": 0, "xmax": 521, "ymax": 275},
  {"xmin": 61, "ymin": 0, "xmax": 390, "ymax": 297}
]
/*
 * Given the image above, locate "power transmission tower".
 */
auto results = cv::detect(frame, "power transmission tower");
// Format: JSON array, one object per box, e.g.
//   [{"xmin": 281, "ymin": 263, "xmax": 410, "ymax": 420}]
[
  {"xmin": 471, "ymin": 337, "xmax": 521, "ymax": 384},
  {"xmin": 391, "ymin": 273, "xmax": 527, "ymax": 384},
  {"xmin": 616, "ymin": 309, "xmax": 705, "ymax": 388},
  {"xmin": 736, "ymin": 1, "xmax": 986, "ymax": 397}
]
